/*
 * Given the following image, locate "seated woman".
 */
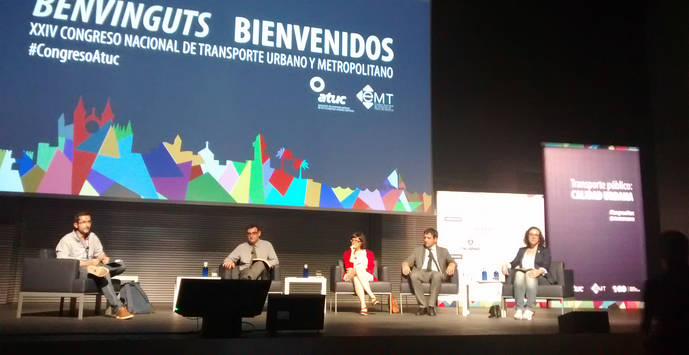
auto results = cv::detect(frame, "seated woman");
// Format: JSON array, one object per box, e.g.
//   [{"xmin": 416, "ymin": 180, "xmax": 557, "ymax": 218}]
[
  {"xmin": 343, "ymin": 232, "xmax": 380, "ymax": 315},
  {"xmin": 502, "ymin": 226, "xmax": 555, "ymax": 320}
]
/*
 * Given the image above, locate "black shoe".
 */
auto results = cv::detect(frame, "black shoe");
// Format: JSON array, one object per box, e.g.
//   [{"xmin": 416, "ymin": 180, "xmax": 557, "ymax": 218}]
[
  {"xmin": 416, "ymin": 307, "xmax": 428, "ymax": 316},
  {"xmin": 427, "ymin": 307, "xmax": 437, "ymax": 316}
]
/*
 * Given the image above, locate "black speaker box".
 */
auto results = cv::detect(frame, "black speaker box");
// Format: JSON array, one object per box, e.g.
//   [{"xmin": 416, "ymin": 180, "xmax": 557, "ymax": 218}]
[
  {"xmin": 558, "ymin": 311, "xmax": 610, "ymax": 333},
  {"xmin": 267, "ymin": 294, "xmax": 325, "ymax": 332}
]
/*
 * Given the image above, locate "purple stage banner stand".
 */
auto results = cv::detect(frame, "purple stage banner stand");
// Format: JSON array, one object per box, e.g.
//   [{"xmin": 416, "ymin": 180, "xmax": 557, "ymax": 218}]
[{"xmin": 543, "ymin": 145, "xmax": 646, "ymax": 301}]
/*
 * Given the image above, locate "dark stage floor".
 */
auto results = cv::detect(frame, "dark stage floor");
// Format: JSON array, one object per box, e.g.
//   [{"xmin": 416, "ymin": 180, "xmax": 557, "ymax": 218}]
[{"xmin": 1, "ymin": 302, "xmax": 644, "ymax": 354}]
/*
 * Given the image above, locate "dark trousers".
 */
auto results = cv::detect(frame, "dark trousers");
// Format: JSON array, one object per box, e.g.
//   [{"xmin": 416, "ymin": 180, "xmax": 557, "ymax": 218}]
[{"xmin": 410, "ymin": 269, "xmax": 443, "ymax": 308}]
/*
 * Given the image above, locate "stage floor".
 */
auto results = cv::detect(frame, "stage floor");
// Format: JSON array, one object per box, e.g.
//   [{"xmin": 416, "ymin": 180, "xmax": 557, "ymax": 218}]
[{"xmin": 1, "ymin": 302, "xmax": 644, "ymax": 354}]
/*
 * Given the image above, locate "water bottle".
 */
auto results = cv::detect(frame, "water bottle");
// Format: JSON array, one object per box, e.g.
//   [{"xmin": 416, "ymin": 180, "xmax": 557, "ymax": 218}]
[
  {"xmin": 493, "ymin": 270, "xmax": 499, "ymax": 280},
  {"xmin": 303, "ymin": 264, "xmax": 309, "ymax": 278},
  {"xmin": 202, "ymin": 261, "xmax": 209, "ymax": 277},
  {"xmin": 481, "ymin": 268, "xmax": 487, "ymax": 281}
]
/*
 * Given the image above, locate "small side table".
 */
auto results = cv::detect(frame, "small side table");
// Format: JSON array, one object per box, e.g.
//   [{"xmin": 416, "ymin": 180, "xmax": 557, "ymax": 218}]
[
  {"xmin": 284, "ymin": 276, "xmax": 327, "ymax": 295},
  {"xmin": 172, "ymin": 276, "xmax": 221, "ymax": 312}
]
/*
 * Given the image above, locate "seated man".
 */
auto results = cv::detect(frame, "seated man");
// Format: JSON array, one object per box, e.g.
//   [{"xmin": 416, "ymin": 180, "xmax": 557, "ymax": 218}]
[
  {"xmin": 401, "ymin": 227, "xmax": 456, "ymax": 316},
  {"xmin": 55, "ymin": 211, "xmax": 133, "ymax": 320},
  {"xmin": 222, "ymin": 224, "xmax": 279, "ymax": 280}
]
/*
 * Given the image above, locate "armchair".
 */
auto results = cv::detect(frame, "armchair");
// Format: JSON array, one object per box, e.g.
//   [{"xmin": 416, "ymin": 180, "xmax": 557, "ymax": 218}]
[
  {"xmin": 399, "ymin": 270, "xmax": 460, "ymax": 315},
  {"xmin": 218, "ymin": 263, "xmax": 283, "ymax": 294},
  {"xmin": 330, "ymin": 259, "xmax": 392, "ymax": 313},
  {"xmin": 16, "ymin": 249, "xmax": 121, "ymax": 319},
  {"xmin": 501, "ymin": 260, "xmax": 574, "ymax": 316}
]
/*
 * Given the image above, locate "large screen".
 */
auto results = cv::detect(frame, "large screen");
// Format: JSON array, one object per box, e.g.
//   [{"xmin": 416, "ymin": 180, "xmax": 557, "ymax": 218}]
[
  {"xmin": 543, "ymin": 144, "xmax": 646, "ymax": 301},
  {"xmin": 0, "ymin": 0, "xmax": 432, "ymax": 214}
]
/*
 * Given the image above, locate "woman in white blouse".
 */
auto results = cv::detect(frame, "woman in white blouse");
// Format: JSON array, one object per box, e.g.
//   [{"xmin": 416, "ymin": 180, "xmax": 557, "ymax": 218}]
[{"xmin": 502, "ymin": 226, "xmax": 554, "ymax": 320}]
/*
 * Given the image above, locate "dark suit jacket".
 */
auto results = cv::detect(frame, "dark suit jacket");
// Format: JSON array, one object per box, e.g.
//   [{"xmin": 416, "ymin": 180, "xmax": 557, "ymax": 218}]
[
  {"xmin": 406, "ymin": 245, "xmax": 455, "ymax": 278},
  {"xmin": 509, "ymin": 246, "xmax": 555, "ymax": 283}
]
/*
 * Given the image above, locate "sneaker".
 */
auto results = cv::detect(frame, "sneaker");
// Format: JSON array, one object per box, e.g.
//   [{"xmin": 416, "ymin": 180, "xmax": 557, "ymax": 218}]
[
  {"xmin": 523, "ymin": 310, "xmax": 534, "ymax": 320},
  {"xmin": 87, "ymin": 265, "xmax": 108, "ymax": 278},
  {"xmin": 115, "ymin": 306, "xmax": 134, "ymax": 320},
  {"xmin": 513, "ymin": 309, "xmax": 523, "ymax": 320}
]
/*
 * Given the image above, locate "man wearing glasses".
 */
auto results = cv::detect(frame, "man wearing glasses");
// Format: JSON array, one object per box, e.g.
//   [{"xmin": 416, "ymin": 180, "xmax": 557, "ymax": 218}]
[
  {"xmin": 55, "ymin": 211, "xmax": 134, "ymax": 320},
  {"xmin": 222, "ymin": 224, "xmax": 279, "ymax": 280}
]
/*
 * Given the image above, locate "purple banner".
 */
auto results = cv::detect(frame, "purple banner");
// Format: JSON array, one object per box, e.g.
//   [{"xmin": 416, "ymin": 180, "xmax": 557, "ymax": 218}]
[{"xmin": 543, "ymin": 145, "xmax": 646, "ymax": 301}]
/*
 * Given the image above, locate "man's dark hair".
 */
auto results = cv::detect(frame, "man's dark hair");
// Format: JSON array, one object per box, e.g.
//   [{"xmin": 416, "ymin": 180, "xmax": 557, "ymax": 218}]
[
  {"xmin": 423, "ymin": 228, "xmax": 438, "ymax": 239},
  {"xmin": 351, "ymin": 232, "xmax": 367, "ymax": 249},
  {"xmin": 73, "ymin": 211, "xmax": 92, "ymax": 224},
  {"xmin": 246, "ymin": 224, "xmax": 261, "ymax": 232}
]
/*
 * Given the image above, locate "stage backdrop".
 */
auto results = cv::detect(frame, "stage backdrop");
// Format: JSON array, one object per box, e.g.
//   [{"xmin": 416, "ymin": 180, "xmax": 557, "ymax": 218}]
[
  {"xmin": 543, "ymin": 144, "xmax": 646, "ymax": 302},
  {"xmin": 436, "ymin": 191, "xmax": 545, "ymax": 307},
  {"xmin": 0, "ymin": 0, "xmax": 431, "ymax": 214}
]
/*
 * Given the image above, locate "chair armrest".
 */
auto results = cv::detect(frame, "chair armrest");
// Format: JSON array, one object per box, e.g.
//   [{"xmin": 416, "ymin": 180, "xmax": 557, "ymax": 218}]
[
  {"xmin": 22, "ymin": 258, "xmax": 80, "ymax": 292},
  {"xmin": 563, "ymin": 269, "xmax": 575, "ymax": 297},
  {"xmin": 271, "ymin": 264, "xmax": 281, "ymax": 280},
  {"xmin": 449, "ymin": 269, "xmax": 459, "ymax": 284},
  {"xmin": 380, "ymin": 266, "xmax": 389, "ymax": 282},
  {"xmin": 331, "ymin": 264, "xmax": 342, "ymax": 291}
]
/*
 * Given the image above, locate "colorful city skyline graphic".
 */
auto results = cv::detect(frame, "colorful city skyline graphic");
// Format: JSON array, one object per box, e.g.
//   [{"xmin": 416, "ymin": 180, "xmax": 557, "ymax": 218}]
[{"xmin": 0, "ymin": 99, "xmax": 432, "ymax": 213}]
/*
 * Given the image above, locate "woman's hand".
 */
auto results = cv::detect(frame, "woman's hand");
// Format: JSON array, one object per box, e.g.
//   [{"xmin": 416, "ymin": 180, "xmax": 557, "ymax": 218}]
[
  {"xmin": 502, "ymin": 264, "xmax": 509, "ymax": 276},
  {"xmin": 526, "ymin": 269, "xmax": 542, "ymax": 278},
  {"xmin": 346, "ymin": 268, "xmax": 356, "ymax": 278}
]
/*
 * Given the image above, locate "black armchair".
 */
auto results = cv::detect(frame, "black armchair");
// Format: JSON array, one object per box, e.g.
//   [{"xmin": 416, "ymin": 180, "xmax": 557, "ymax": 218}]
[
  {"xmin": 501, "ymin": 260, "xmax": 574, "ymax": 316},
  {"xmin": 399, "ymin": 270, "xmax": 460, "ymax": 315},
  {"xmin": 330, "ymin": 259, "xmax": 392, "ymax": 313},
  {"xmin": 218, "ymin": 263, "xmax": 283, "ymax": 294},
  {"xmin": 16, "ymin": 249, "xmax": 121, "ymax": 319}
]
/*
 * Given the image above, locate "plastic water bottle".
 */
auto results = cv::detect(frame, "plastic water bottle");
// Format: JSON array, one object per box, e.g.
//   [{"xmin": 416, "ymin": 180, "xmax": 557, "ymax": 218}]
[
  {"xmin": 493, "ymin": 270, "xmax": 499, "ymax": 280},
  {"xmin": 481, "ymin": 268, "xmax": 487, "ymax": 281},
  {"xmin": 202, "ymin": 261, "xmax": 209, "ymax": 277},
  {"xmin": 303, "ymin": 264, "xmax": 309, "ymax": 278}
]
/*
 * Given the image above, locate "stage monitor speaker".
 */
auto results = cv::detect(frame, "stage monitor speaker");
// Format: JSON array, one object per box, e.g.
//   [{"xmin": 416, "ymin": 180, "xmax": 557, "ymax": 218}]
[
  {"xmin": 267, "ymin": 294, "xmax": 325, "ymax": 332},
  {"xmin": 558, "ymin": 311, "xmax": 610, "ymax": 333}
]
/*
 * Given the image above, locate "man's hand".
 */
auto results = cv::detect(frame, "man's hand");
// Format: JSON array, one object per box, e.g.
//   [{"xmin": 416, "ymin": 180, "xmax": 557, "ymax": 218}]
[
  {"xmin": 80, "ymin": 259, "xmax": 100, "ymax": 267},
  {"xmin": 526, "ymin": 269, "xmax": 542, "ymax": 278},
  {"xmin": 402, "ymin": 262, "xmax": 411, "ymax": 276},
  {"xmin": 222, "ymin": 260, "xmax": 236, "ymax": 269},
  {"xmin": 445, "ymin": 263, "xmax": 456, "ymax": 276},
  {"xmin": 502, "ymin": 264, "xmax": 509, "ymax": 276},
  {"xmin": 100, "ymin": 256, "xmax": 110, "ymax": 265}
]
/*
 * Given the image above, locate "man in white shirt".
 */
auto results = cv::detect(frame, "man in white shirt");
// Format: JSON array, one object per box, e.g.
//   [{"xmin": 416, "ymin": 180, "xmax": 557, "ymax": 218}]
[
  {"xmin": 55, "ymin": 211, "xmax": 133, "ymax": 320},
  {"xmin": 222, "ymin": 224, "xmax": 279, "ymax": 280},
  {"xmin": 402, "ymin": 228, "xmax": 456, "ymax": 316}
]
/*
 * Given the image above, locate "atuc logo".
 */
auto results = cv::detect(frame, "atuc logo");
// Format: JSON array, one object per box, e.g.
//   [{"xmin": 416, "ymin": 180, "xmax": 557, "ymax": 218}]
[{"xmin": 310, "ymin": 76, "xmax": 347, "ymax": 105}]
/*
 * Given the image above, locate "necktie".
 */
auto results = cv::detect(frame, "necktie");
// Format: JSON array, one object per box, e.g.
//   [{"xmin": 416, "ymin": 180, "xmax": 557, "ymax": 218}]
[
  {"xmin": 251, "ymin": 245, "xmax": 257, "ymax": 260},
  {"xmin": 425, "ymin": 249, "xmax": 435, "ymax": 271}
]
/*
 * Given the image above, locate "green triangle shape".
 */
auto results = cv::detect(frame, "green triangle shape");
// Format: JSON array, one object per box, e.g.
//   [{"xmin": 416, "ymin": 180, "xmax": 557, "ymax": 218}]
[
  {"xmin": 409, "ymin": 201, "xmax": 422, "ymax": 211},
  {"xmin": 0, "ymin": 150, "xmax": 6, "ymax": 165},
  {"xmin": 233, "ymin": 161, "xmax": 247, "ymax": 174},
  {"xmin": 393, "ymin": 200, "xmax": 407, "ymax": 212},
  {"xmin": 186, "ymin": 173, "xmax": 236, "ymax": 203}
]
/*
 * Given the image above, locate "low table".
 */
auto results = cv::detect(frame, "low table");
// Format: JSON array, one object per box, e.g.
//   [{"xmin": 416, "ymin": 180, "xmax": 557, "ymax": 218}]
[
  {"xmin": 284, "ymin": 276, "xmax": 327, "ymax": 295},
  {"xmin": 172, "ymin": 276, "xmax": 221, "ymax": 311}
]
